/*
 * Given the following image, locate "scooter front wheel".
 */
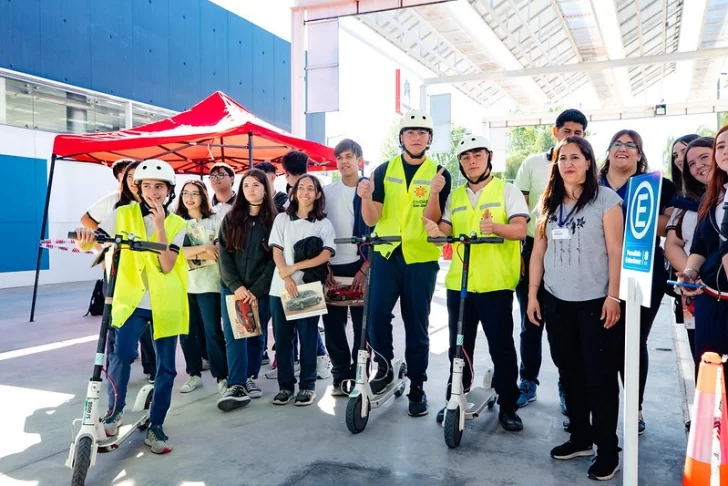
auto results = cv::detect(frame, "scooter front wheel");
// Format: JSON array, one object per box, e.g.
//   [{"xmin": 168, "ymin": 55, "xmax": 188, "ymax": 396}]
[
  {"xmin": 346, "ymin": 394, "xmax": 369, "ymax": 434},
  {"xmin": 444, "ymin": 407, "xmax": 463, "ymax": 449},
  {"xmin": 71, "ymin": 436, "xmax": 93, "ymax": 486}
]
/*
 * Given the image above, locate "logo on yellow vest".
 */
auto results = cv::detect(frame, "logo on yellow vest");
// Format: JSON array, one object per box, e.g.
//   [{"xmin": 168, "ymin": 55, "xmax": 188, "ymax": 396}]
[{"xmin": 414, "ymin": 186, "xmax": 426, "ymax": 198}]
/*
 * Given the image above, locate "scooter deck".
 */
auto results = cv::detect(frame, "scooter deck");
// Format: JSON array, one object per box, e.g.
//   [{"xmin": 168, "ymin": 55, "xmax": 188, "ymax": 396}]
[
  {"xmin": 464, "ymin": 387, "xmax": 497, "ymax": 415},
  {"xmin": 97, "ymin": 420, "xmax": 147, "ymax": 452}
]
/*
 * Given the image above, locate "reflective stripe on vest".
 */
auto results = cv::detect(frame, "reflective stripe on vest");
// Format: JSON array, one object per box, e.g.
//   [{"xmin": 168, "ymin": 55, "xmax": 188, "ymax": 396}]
[
  {"xmin": 112, "ymin": 204, "xmax": 189, "ymax": 339},
  {"xmin": 374, "ymin": 155, "xmax": 441, "ymax": 263},
  {"xmin": 444, "ymin": 178, "xmax": 521, "ymax": 292}
]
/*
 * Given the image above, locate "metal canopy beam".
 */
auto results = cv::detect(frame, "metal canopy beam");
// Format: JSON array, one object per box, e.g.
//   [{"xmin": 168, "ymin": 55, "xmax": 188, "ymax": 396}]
[{"xmin": 422, "ymin": 46, "xmax": 728, "ymax": 85}]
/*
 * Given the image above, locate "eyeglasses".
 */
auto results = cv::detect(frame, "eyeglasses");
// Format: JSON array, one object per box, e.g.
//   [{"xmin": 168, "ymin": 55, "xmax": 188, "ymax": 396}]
[
  {"xmin": 181, "ymin": 191, "xmax": 201, "ymax": 198},
  {"xmin": 611, "ymin": 141, "xmax": 638, "ymax": 150},
  {"xmin": 209, "ymin": 173, "xmax": 229, "ymax": 180}
]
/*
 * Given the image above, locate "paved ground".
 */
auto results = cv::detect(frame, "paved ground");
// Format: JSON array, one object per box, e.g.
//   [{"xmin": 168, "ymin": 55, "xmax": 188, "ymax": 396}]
[{"xmin": 0, "ymin": 264, "xmax": 689, "ymax": 486}]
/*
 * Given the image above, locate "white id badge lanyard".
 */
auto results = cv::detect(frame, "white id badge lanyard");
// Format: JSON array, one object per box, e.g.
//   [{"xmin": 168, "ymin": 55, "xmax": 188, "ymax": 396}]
[{"xmin": 553, "ymin": 203, "xmax": 576, "ymax": 240}]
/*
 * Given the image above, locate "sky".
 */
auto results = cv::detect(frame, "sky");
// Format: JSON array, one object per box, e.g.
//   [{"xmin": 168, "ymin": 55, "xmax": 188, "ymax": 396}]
[{"xmin": 211, "ymin": 0, "xmax": 722, "ymax": 175}]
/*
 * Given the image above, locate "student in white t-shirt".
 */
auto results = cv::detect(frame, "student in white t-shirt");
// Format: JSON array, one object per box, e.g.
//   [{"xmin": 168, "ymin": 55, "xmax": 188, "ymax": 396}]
[
  {"xmin": 322, "ymin": 139, "xmax": 370, "ymax": 395},
  {"xmin": 209, "ymin": 163, "xmax": 237, "ymax": 219},
  {"xmin": 269, "ymin": 175, "xmax": 336, "ymax": 407},
  {"xmin": 175, "ymin": 180, "xmax": 228, "ymax": 398},
  {"xmin": 81, "ymin": 158, "xmax": 135, "ymax": 230}
]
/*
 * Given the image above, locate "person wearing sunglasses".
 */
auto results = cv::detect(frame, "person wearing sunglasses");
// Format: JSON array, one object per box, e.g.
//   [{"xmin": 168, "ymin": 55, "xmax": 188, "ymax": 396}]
[{"xmin": 598, "ymin": 129, "xmax": 676, "ymax": 436}]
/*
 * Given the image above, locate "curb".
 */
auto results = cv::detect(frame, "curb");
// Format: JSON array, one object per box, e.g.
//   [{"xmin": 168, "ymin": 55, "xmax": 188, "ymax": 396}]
[{"xmin": 671, "ymin": 318, "xmax": 695, "ymax": 432}]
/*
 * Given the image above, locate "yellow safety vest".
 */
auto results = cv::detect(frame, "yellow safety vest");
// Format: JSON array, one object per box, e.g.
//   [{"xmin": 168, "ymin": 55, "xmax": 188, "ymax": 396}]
[
  {"xmin": 445, "ymin": 177, "xmax": 521, "ymax": 293},
  {"xmin": 112, "ymin": 204, "xmax": 189, "ymax": 339},
  {"xmin": 374, "ymin": 155, "xmax": 442, "ymax": 263}
]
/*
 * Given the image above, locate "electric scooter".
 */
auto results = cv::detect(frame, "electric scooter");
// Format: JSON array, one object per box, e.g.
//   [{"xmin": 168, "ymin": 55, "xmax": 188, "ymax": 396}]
[
  {"xmin": 333, "ymin": 233, "xmax": 408, "ymax": 434},
  {"xmin": 65, "ymin": 231, "xmax": 166, "ymax": 486},
  {"xmin": 427, "ymin": 232, "xmax": 503, "ymax": 449}
]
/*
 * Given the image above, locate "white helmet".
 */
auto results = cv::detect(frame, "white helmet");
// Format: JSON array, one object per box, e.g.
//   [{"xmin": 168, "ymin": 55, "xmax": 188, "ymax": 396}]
[
  {"xmin": 456, "ymin": 135, "xmax": 492, "ymax": 158},
  {"xmin": 134, "ymin": 159, "xmax": 176, "ymax": 185},
  {"xmin": 399, "ymin": 109, "xmax": 434, "ymax": 132}
]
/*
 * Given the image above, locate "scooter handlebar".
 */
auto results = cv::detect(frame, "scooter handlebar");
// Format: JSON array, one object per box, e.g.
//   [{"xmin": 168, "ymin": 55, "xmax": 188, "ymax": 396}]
[
  {"xmin": 334, "ymin": 235, "xmax": 402, "ymax": 244},
  {"xmin": 427, "ymin": 235, "xmax": 504, "ymax": 244},
  {"xmin": 67, "ymin": 231, "xmax": 168, "ymax": 252}
]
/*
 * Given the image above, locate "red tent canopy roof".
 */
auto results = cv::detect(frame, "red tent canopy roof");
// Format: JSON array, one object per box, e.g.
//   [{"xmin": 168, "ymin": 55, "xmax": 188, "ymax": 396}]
[{"xmin": 52, "ymin": 91, "xmax": 336, "ymax": 174}]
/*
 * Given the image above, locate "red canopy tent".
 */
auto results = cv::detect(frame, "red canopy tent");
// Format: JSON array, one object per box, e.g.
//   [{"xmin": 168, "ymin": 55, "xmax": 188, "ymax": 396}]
[{"xmin": 29, "ymin": 91, "xmax": 338, "ymax": 321}]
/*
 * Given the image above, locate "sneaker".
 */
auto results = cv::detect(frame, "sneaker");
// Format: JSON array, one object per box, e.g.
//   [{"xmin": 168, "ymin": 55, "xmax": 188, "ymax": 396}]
[
  {"xmin": 318, "ymin": 322, "xmax": 325, "ymax": 333},
  {"xmin": 102, "ymin": 410, "xmax": 123, "ymax": 437},
  {"xmin": 295, "ymin": 389, "xmax": 316, "ymax": 406},
  {"xmin": 587, "ymin": 455, "xmax": 620, "ymax": 481},
  {"xmin": 265, "ymin": 360, "xmax": 300, "ymax": 379},
  {"xmin": 147, "ymin": 373, "xmax": 156, "ymax": 384},
  {"xmin": 144, "ymin": 424, "xmax": 172, "ymax": 454},
  {"xmin": 516, "ymin": 379, "xmax": 537, "ymax": 408},
  {"xmin": 331, "ymin": 381, "xmax": 348, "ymax": 397},
  {"xmin": 558, "ymin": 381, "xmax": 568, "ymax": 416},
  {"xmin": 201, "ymin": 358, "xmax": 210, "ymax": 371},
  {"xmin": 216, "ymin": 385, "xmax": 251, "ymax": 412},
  {"xmin": 370, "ymin": 365, "xmax": 394, "ymax": 394},
  {"xmin": 262, "ymin": 352, "xmax": 270, "ymax": 366},
  {"xmin": 217, "ymin": 378, "xmax": 228, "ymax": 396},
  {"xmin": 563, "ymin": 418, "xmax": 571, "ymax": 433},
  {"xmin": 498, "ymin": 409, "xmax": 524, "ymax": 432},
  {"xmin": 407, "ymin": 385, "xmax": 428, "ymax": 417},
  {"xmin": 685, "ymin": 420, "xmax": 691, "ymax": 432},
  {"xmin": 638, "ymin": 417, "xmax": 646, "ymax": 435},
  {"xmin": 245, "ymin": 378, "xmax": 263, "ymax": 399},
  {"xmin": 436, "ymin": 407, "xmax": 445, "ymax": 424},
  {"xmin": 316, "ymin": 356, "xmax": 332, "ymax": 379},
  {"xmin": 273, "ymin": 389, "xmax": 295, "ymax": 405},
  {"xmin": 180, "ymin": 375, "xmax": 202, "ymax": 393},
  {"xmin": 550, "ymin": 440, "xmax": 594, "ymax": 460}
]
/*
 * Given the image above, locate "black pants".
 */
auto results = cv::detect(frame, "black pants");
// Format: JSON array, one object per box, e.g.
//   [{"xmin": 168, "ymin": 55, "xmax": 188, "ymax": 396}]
[
  {"xmin": 321, "ymin": 261, "xmax": 364, "ymax": 383},
  {"xmin": 515, "ymin": 236, "xmax": 544, "ymax": 383},
  {"xmin": 544, "ymin": 291, "xmax": 622, "ymax": 456},
  {"xmin": 446, "ymin": 289, "xmax": 520, "ymax": 411}
]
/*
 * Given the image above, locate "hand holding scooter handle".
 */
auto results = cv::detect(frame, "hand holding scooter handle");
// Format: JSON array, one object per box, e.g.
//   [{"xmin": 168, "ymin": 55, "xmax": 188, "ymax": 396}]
[
  {"xmin": 427, "ymin": 232, "xmax": 504, "ymax": 245},
  {"xmin": 68, "ymin": 231, "xmax": 169, "ymax": 253}
]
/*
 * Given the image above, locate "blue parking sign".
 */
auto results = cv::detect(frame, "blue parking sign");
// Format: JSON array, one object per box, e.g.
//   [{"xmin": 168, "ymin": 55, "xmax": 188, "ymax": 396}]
[{"xmin": 622, "ymin": 172, "xmax": 662, "ymax": 273}]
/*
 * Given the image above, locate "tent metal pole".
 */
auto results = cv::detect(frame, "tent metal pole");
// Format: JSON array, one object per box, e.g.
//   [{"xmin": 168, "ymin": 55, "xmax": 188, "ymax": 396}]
[
  {"xmin": 248, "ymin": 132, "xmax": 254, "ymax": 170},
  {"xmin": 220, "ymin": 137, "xmax": 226, "ymax": 164},
  {"xmin": 30, "ymin": 154, "xmax": 57, "ymax": 322},
  {"xmin": 199, "ymin": 160, "xmax": 203, "ymax": 181}
]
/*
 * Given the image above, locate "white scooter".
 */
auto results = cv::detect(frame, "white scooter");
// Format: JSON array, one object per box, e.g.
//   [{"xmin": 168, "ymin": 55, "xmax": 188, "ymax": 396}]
[
  {"xmin": 334, "ymin": 233, "xmax": 409, "ymax": 434},
  {"xmin": 428, "ymin": 233, "xmax": 502, "ymax": 448},
  {"xmin": 65, "ymin": 232, "xmax": 165, "ymax": 486}
]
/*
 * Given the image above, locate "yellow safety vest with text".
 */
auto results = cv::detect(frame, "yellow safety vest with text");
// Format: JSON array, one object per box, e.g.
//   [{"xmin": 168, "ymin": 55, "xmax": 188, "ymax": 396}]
[
  {"xmin": 374, "ymin": 155, "xmax": 442, "ymax": 263},
  {"xmin": 444, "ymin": 178, "xmax": 521, "ymax": 293},
  {"xmin": 112, "ymin": 204, "xmax": 189, "ymax": 339}
]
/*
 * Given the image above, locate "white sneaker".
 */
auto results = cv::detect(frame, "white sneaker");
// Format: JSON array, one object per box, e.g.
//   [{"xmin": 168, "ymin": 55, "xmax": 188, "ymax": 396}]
[
  {"xmin": 265, "ymin": 362, "xmax": 300, "ymax": 379},
  {"xmin": 317, "ymin": 356, "xmax": 332, "ymax": 379},
  {"xmin": 180, "ymin": 375, "xmax": 202, "ymax": 393},
  {"xmin": 218, "ymin": 378, "xmax": 228, "ymax": 396},
  {"xmin": 201, "ymin": 359, "xmax": 210, "ymax": 371}
]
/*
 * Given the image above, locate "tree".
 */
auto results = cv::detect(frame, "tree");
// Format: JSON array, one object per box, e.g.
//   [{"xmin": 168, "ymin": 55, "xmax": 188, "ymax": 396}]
[{"xmin": 503, "ymin": 125, "xmax": 555, "ymax": 181}]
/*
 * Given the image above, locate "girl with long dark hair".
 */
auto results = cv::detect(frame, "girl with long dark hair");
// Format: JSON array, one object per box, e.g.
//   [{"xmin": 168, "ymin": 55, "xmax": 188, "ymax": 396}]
[
  {"xmin": 528, "ymin": 136, "xmax": 624, "ymax": 481},
  {"xmin": 670, "ymin": 134, "xmax": 700, "ymax": 196},
  {"xmin": 269, "ymin": 174, "xmax": 336, "ymax": 407},
  {"xmin": 217, "ymin": 169, "xmax": 277, "ymax": 411},
  {"xmin": 599, "ymin": 129, "xmax": 676, "ymax": 435}
]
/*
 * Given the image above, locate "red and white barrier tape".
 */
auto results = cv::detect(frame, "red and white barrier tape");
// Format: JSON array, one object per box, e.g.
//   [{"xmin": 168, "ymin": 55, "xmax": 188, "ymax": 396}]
[{"xmin": 39, "ymin": 239, "xmax": 96, "ymax": 255}]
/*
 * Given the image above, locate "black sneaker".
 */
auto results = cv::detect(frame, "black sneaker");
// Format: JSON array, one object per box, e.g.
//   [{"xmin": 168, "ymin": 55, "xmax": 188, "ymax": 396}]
[
  {"xmin": 563, "ymin": 418, "xmax": 571, "ymax": 432},
  {"xmin": 273, "ymin": 389, "xmax": 295, "ymax": 405},
  {"xmin": 638, "ymin": 417, "xmax": 645, "ymax": 435},
  {"xmin": 436, "ymin": 407, "xmax": 445, "ymax": 424},
  {"xmin": 407, "ymin": 385, "xmax": 428, "ymax": 417},
  {"xmin": 295, "ymin": 389, "xmax": 316, "ymax": 406},
  {"xmin": 261, "ymin": 351, "xmax": 270, "ymax": 366},
  {"xmin": 550, "ymin": 440, "xmax": 594, "ymax": 460},
  {"xmin": 216, "ymin": 385, "xmax": 251, "ymax": 412},
  {"xmin": 498, "ymin": 409, "xmax": 523, "ymax": 432},
  {"xmin": 587, "ymin": 455, "xmax": 620, "ymax": 481},
  {"xmin": 370, "ymin": 365, "xmax": 394, "ymax": 394}
]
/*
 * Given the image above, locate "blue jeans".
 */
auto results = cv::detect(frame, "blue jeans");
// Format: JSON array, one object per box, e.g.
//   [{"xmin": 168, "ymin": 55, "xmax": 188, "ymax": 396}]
[
  {"xmin": 181, "ymin": 293, "xmax": 227, "ymax": 379},
  {"xmin": 368, "ymin": 249, "xmax": 438, "ymax": 386},
  {"xmin": 220, "ymin": 288, "xmax": 271, "ymax": 385},
  {"xmin": 106, "ymin": 308, "xmax": 177, "ymax": 426},
  {"xmin": 270, "ymin": 296, "xmax": 318, "ymax": 391},
  {"xmin": 292, "ymin": 326, "xmax": 327, "ymax": 361}
]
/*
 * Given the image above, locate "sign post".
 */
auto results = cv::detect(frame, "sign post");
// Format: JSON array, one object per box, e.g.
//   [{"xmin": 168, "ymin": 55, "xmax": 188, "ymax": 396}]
[{"xmin": 620, "ymin": 172, "xmax": 662, "ymax": 485}]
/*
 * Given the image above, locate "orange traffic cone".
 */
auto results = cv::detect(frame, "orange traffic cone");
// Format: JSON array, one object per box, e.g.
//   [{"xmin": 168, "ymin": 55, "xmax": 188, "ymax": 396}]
[{"xmin": 684, "ymin": 352, "xmax": 728, "ymax": 485}]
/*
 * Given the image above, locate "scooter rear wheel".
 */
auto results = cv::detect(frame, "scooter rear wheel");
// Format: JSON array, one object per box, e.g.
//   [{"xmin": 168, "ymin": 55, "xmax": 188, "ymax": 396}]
[
  {"xmin": 394, "ymin": 362, "xmax": 407, "ymax": 397},
  {"xmin": 71, "ymin": 436, "xmax": 93, "ymax": 486},
  {"xmin": 346, "ymin": 394, "xmax": 369, "ymax": 434},
  {"xmin": 444, "ymin": 407, "xmax": 463, "ymax": 449}
]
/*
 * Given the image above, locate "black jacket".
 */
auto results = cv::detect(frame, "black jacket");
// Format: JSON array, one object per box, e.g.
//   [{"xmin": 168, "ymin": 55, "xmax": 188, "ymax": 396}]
[
  {"xmin": 218, "ymin": 215, "xmax": 275, "ymax": 298},
  {"xmin": 294, "ymin": 236, "xmax": 329, "ymax": 284},
  {"xmin": 691, "ymin": 206, "xmax": 728, "ymax": 291}
]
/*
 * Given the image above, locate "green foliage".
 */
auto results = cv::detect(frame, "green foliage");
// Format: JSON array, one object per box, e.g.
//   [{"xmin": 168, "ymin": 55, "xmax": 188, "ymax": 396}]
[{"xmin": 503, "ymin": 125, "xmax": 555, "ymax": 181}]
